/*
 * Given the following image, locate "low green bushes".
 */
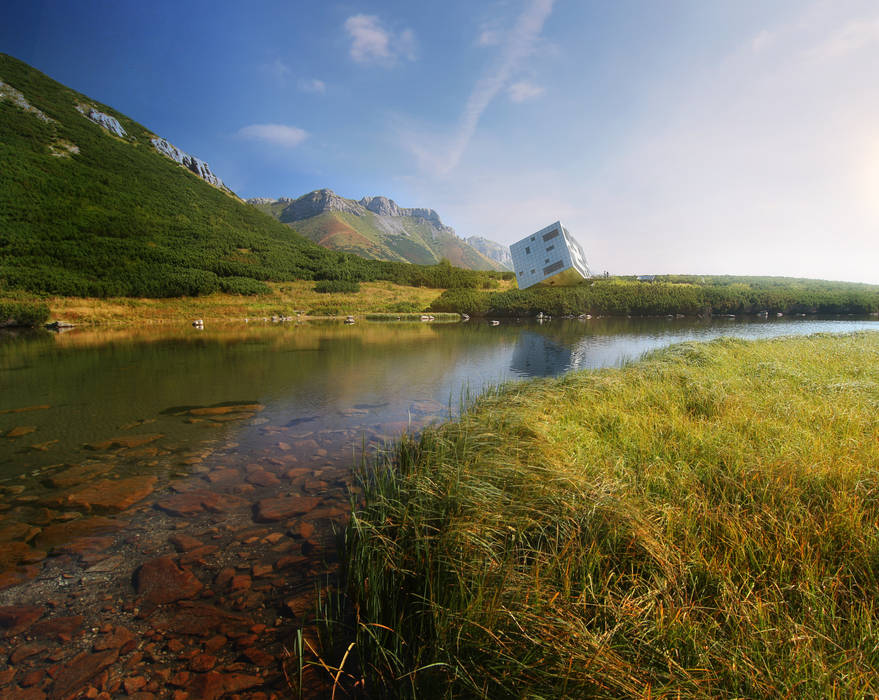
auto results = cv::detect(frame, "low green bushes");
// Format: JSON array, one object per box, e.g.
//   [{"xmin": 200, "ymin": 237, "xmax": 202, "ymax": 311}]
[
  {"xmin": 0, "ymin": 300, "xmax": 50, "ymax": 327},
  {"xmin": 429, "ymin": 276, "xmax": 879, "ymax": 317}
]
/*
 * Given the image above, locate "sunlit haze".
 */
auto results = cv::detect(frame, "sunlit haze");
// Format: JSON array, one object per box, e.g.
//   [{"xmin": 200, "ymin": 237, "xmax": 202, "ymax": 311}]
[{"xmin": 4, "ymin": 0, "xmax": 878, "ymax": 282}]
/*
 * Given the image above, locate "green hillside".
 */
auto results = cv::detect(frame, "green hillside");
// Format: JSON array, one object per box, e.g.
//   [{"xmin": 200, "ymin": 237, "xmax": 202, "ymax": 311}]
[{"xmin": 0, "ymin": 54, "xmax": 502, "ymax": 297}]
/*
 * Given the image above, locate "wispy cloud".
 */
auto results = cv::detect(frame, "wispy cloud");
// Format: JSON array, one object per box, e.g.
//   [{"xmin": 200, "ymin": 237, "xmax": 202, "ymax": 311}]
[
  {"xmin": 298, "ymin": 78, "xmax": 326, "ymax": 94},
  {"xmin": 238, "ymin": 123, "xmax": 307, "ymax": 148},
  {"xmin": 407, "ymin": 0, "xmax": 555, "ymax": 174},
  {"xmin": 507, "ymin": 80, "xmax": 545, "ymax": 102},
  {"xmin": 807, "ymin": 16, "xmax": 879, "ymax": 60},
  {"xmin": 260, "ymin": 58, "xmax": 290, "ymax": 82},
  {"xmin": 476, "ymin": 28, "xmax": 501, "ymax": 47},
  {"xmin": 344, "ymin": 14, "xmax": 417, "ymax": 65}
]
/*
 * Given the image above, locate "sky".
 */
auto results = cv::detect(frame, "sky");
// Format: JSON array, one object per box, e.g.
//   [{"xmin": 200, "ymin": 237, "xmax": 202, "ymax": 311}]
[{"xmin": 3, "ymin": 0, "xmax": 879, "ymax": 283}]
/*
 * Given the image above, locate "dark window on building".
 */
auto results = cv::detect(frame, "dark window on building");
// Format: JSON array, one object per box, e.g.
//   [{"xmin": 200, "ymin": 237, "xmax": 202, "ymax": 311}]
[
  {"xmin": 546, "ymin": 244, "xmax": 554, "ymax": 252},
  {"xmin": 545, "ymin": 258, "xmax": 550, "ymax": 264},
  {"xmin": 525, "ymin": 246, "xmax": 531, "ymax": 254},
  {"xmin": 542, "ymin": 229, "xmax": 559, "ymax": 242},
  {"xmin": 543, "ymin": 261, "xmax": 564, "ymax": 275},
  {"xmin": 530, "ymin": 236, "xmax": 535, "ymax": 241},
  {"xmin": 530, "ymin": 269, "xmax": 535, "ymax": 274}
]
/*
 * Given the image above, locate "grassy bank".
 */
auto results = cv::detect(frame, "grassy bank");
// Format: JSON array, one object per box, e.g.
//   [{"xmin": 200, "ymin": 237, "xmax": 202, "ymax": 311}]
[
  {"xmin": 0, "ymin": 280, "xmax": 465, "ymax": 326},
  {"xmin": 345, "ymin": 332, "xmax": 879, "ymax": 698},
  {"xmin": 429, "ymin": 276, "xmax": 879, "ymax": 317}
]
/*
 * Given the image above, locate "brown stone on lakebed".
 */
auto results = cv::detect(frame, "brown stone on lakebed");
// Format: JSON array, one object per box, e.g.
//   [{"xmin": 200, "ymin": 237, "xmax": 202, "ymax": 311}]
[
  {"xmin": 30, "ymin": 615, "xmax": 83, "ymax": 642},
  {"xmin": 47, "ymin": 476, "xmax": 157, "ymax": 513},
  {"xmin": 44, "ymin": 463, "xmax": 114, "ymax": 490},
  {"xmin": 0, "ymin": 605, "xmax": 44, "ymax": 636},
  {"xmin": 167, "ymin": 533, "xmax": 204, "ymax": 553},
  {"xmin": 93, "ymin": 625, "xmax": 136, "ymax": 653},
  {"xmin": 0, "ymin": 521, "xmax": 41, "ymax": 543},
  {"xmin": 253, "ymin": 496, "xmax": 321, "ymax": 523},
  {"xmin": 47, "ymin": 648, "xmax": 118, "ymax": 700},
  {"xmin": 85, "ymin": 434, "xmax": 163, "ymax": 451},
  {"xmin": 5, "ymin": 425, "xmax": 37, "ymax": 438},
  {"xmin": 0, "ymin": 540, "xmax": 47, "ymax": 569},
  {"xmin": 245, "ymin": 470, "xmax": 280, "ymax": 487},
  {"xmin": 0, "ymin": 565, "xmax": 40, "ymax": 590},
  {"xmin": 135, "ymin": 556, "xmax": 203, "ymax": 608},
  {"xmin": 185, "ymin": 670, "xmax": 262, "ymax": 700},
  {"xmin": 155, "ymin": 490, "xmax": 246, "ymax": 517},
  {"xmin": 189, "ymin": 404, "xmax": 264, "ymax": 416},
  {"xmin": 34, "ymin": 516, "xmax": 127, "ymax": 552},
  {"xmin": 151, "ymin": 601, "xmax": 253, "ymax": 638}
]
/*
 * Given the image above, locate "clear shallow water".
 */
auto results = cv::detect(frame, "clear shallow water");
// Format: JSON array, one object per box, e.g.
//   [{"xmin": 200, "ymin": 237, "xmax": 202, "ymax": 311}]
[{"xmin": 2, "ymin": 316, "xmax": 877, "ymax": 479}]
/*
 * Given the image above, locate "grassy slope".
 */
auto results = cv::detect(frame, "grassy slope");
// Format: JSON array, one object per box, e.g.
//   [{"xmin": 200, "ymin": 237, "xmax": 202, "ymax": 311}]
[
  {"xmin": 0, "ymin": 54, "xmax": 341, "ymax": 296},
  {"xmin": 347, "ymin": 332, "xmax": 879, "ymax": 698}
]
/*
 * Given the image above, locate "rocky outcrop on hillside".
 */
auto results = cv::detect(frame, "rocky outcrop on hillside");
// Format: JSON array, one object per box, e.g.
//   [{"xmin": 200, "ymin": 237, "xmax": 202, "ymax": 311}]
[
  {"xmin": 465, "ymin": 236, "xmax": 513, "ymax": 270},
  {"xmin": 76, "ymin": 104, "xmax": 126, "ymax": 138},
  {"xmin": 0, "ymin": 78, "xmax": 53, "ymax": 122},
  {"xmin": 150, "ymin": 137, "xmax": 225, "ymax": 190}
]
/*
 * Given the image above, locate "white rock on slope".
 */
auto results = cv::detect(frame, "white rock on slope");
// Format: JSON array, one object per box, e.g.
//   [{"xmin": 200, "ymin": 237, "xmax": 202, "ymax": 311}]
[
  {"xmin": 76, "ymin": 104, "xmax": 126, "ymax": 138},
  {"xmin": 150, "ymin": 137, "xmax": 226, "ymax": 189},
  {"xmin": 0, "ymin": 79, "xmax": 53, "ymax": 122}
]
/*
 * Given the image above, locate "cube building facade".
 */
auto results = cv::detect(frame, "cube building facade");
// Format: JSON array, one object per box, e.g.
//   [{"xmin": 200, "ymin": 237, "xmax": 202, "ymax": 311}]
[{"xmin": 510, "ymin": 221, "xmax": 589, "ymax": 290}]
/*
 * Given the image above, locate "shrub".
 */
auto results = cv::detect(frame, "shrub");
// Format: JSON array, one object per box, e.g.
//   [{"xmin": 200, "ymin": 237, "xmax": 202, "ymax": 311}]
[
  {"xmin": 218, "ymin": 276, "xmax": 272, "ymax": 295},
  {"xmin": 0, "ymin": 300, "xmax": 50, "ymax": 327}
]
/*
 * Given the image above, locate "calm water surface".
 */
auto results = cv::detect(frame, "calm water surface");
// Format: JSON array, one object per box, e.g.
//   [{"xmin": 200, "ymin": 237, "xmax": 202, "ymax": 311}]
[
  {"xmin": 2, "ymin": 315, "xmax": 878, "ymax": 477},
  {"xmin": 0, "ymin": 316, "xmax": 876, "ymax": 696}
]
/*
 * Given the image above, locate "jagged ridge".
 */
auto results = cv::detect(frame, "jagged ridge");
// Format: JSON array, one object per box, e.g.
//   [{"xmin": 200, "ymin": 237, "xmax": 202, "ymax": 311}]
[{"xmin": 249, "ymin": 190, "xmax": 508, "ymax": 271}]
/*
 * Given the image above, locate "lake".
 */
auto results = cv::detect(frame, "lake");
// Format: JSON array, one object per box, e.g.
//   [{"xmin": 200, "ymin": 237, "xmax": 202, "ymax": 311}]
[{"xmin": 0, "ymin": 315, "xmax": 876, "ymax": 696}]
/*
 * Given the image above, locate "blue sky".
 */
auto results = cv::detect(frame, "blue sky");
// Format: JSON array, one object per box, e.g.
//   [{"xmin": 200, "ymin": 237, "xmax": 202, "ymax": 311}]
[{"xmin": 3, "ymin": 0, "xmax": 879, "ymax": 283}]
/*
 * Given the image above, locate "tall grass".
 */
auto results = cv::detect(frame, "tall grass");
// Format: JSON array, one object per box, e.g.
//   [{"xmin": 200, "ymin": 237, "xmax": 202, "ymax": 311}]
[{"xmin": 345, "ymin": 332, "xmax": 879, "ymax": 698}]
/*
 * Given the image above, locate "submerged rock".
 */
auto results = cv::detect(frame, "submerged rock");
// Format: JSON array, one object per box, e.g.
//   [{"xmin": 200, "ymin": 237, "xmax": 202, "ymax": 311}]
[
  {"xmin": 52, "ymin": 475, "xmax": 157, "ymax": 513},
  {"xmin": 135, "ymin": 556, "xmax": 203, "ymax": 608},
  {"xmin": 253, "ymin": 496, "xmax": 321, "ymax": 522}
]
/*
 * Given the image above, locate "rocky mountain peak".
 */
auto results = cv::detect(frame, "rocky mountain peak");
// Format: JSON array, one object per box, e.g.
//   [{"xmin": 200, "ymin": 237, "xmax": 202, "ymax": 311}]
[
  {"xmin": 281, "ymin": 189, "xmax": 365, "ymax": 221},
  {"xmin": 360, "ymin": 196, "xmax": 402, "ymax": 217}
]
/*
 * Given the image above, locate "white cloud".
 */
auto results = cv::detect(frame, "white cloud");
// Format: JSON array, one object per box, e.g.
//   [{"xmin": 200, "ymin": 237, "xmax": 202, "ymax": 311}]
[
  {"xmin": 401, "ymin": 0, "xmax": 555, "ymax": 175},
  {"xmin": 298, "ymin": 78, "xmax": 326, "ymax": 94},
  {"xmin": 237, "ymin": 123, "xmax": 307, "ymax": 148},
  {"xmin": 344, "ymin": 14, "xmax": 416, "ymax": 65},
  {"xmin": 507, "ymin": 80, "xmax": 545, "ymax": 102},
  {"xmin": 476, "ymin": 28, "xmax": 501, "ymax": 47},
  {"xmin": 807, "ymin": 16, "xmax": 879, "ymax": 60},
  {"xmin": 260, "ymin": 58, "xmax": 290, "ymax": 81}
]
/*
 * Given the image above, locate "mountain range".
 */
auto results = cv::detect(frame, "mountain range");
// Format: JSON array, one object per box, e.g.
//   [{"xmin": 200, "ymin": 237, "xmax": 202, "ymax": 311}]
[{"xmin": 248, "ymin": 191, "xmax": 512, "ymax": 271}]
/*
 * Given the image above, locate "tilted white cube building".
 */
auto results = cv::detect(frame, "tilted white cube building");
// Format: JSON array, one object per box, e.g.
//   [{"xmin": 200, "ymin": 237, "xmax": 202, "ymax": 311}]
[{"xmin": 510, "ymin": 221, "xmax": 589, "ymax": 290}]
